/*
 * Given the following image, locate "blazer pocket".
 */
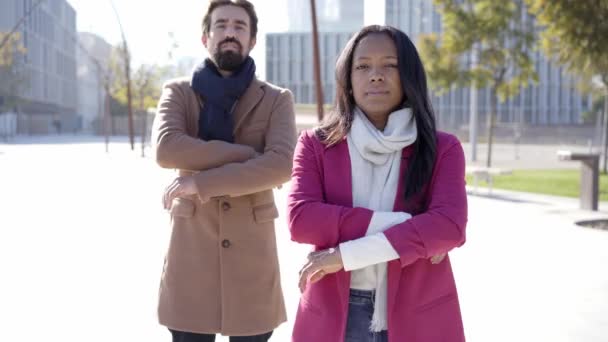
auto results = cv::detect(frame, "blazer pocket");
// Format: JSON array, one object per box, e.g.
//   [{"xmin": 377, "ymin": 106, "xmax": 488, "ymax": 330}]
[
  {"xmin": 170, "ymin": 198, "xmax": 195, "ymax": 218},
  {"xmin": 414, "ymin": 292, "xmax": 457, "ymax": 313},
  {"xmin": 253, "ymin": 203, "xmax": 279, "ymax": 223}
]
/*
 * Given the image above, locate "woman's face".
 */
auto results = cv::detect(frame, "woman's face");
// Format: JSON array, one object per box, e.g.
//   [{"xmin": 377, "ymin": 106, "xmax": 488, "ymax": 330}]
[{"xmin": 350, "ymin": 33, "xmax": 404, "ymax": 129}]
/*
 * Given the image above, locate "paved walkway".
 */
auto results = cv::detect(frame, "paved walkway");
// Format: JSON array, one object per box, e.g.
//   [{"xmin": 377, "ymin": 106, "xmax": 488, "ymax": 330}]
[{"xmin": 0, "ymin": 137, "xmax": 607, "ymax": 341}]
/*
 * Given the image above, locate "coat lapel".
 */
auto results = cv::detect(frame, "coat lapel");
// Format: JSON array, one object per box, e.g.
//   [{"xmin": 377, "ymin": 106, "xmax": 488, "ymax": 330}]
[
  {"xmin": 322, "ymin": 138, "xmax": 355, "ymax": 322},
  {"xmin": 388, "ymin": 144, "xmax": 414, "ymax": 317},
  {"xmin": 323, "ymin": 139, "xmax": 354, "ymax": 207},
  {"xmin": 232, "ymin": 79, "xmax": 265, "ymax": 133}
]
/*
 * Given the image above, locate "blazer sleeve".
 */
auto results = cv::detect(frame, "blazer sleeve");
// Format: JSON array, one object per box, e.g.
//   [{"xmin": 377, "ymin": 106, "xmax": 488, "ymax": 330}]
[
  {"xmin": 151, "ymin": 81, "xmax": 257, "ymax": 171},
  {"xmin": 383, "ymin": 138, "xmax": 468, "ymax": 268},
  {"xmin": 191, "ymin": 89, "xmax": 297, "ymax": 200},
  {"xmin": 286, "ymin": 131, "xmax": 374, "ymax": 249}
]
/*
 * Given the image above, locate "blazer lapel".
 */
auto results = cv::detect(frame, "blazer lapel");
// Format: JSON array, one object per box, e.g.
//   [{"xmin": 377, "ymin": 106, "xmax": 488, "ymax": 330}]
[
  {"xmin": 388, "ymin": 144, "xmax": 415, "ymax": 317},
  {"xmin": 323, "ymin": 139, "xmax": 354, "ymax": 207},
  {"xmin": 232, "ymin": 79, "xmax": 265, "ymax": 133},
  {"xmin": 322, "ymin": 139, "xmax": 355, "ymax": 316}
]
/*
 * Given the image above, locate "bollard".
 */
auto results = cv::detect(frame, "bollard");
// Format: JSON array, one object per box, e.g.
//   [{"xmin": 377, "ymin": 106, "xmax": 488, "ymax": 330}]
[{"xmin": 557, "ymin": 151, "xmax": 599, "ymax": 211}]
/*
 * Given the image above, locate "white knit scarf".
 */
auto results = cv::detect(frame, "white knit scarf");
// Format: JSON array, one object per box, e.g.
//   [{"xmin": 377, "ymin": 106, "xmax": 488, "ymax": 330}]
[{"xmin": 346, "ymin": 106, "xmax": 417, "ymax": 331}]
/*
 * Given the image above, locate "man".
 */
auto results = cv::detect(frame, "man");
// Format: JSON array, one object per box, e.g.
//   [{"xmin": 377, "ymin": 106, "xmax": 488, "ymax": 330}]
[{"xmin": 151, "ymin": 1, "xmax": 296, "ymax": 341}]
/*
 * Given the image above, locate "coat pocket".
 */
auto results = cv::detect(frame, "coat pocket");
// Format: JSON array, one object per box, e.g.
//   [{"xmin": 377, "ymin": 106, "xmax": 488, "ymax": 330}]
[
  {"xmin": 252, "ymin": 203, "xmax": 279, "ymax": 223},
  {"xmin": 414, "ymin": 292, "xmax": 457, "ymax": 313},
  {"xmin": 170, "ymin": 198, "xmax": 195, "ymax": 218}
]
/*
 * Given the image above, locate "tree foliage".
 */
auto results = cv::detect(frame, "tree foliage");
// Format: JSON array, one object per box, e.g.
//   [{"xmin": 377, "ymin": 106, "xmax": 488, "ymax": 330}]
[
  {"xmin": 0, "ymin": 32, "xmax": 27, "ymax": 112},
  {"xmin": 418, "ymin": 0, "xmax": 537, "ymax": 166},
  {"xmin": 108, "ymin": 45, "xmax": 169, "ymax": 115},
  {"xmin": 526, "ymin": 0, "xmax": 608, "ymax": 87}
]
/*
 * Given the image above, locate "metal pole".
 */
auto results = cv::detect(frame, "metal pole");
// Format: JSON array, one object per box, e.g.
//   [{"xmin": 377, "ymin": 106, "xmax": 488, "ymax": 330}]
[{"xmin": 310, "ymin": 0, "xmax": 324, "ymax": 122}]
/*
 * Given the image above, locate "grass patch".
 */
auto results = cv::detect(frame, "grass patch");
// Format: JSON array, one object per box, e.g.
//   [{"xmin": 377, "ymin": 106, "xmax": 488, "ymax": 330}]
[{"xmin": 466, "ymin": 169, "xmax": 608, "ymax": 201}]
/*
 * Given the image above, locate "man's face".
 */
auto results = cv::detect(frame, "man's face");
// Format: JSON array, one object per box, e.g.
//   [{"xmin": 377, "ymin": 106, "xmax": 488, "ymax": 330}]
[{"xmin": 202, "ymin": 5, "xmax": 256, "ymax": 72}]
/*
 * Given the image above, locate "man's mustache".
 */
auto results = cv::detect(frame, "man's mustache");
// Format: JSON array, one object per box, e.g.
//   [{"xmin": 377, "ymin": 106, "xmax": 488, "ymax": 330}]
[{"xmin": 219, "ymin": 38, "xmax": 243, "ymax": 50}]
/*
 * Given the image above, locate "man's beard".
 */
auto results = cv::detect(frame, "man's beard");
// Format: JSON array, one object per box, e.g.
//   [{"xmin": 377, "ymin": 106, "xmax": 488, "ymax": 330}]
[{"xmin": 214, "ymin": 41, "xmax": 246, "ymax": 71}]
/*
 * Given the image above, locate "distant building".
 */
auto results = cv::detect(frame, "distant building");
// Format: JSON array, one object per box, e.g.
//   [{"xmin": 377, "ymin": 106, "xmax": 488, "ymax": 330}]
[
  {"xmin": 266, "ymin": 32, "xmax": 353, "ymax": 104},
  {"xmin": 266, "ymin": 0, "xmax": 364, "ymax": 104},
  {"xmin": 76, "ymin": 32, "xmax": 111, "ymax": 134},
  {"xmin": 385, "ymin": 0, "xmax": 591, "ymax": 127},
  {"xmin": 0, "ymin": 0, "xmax": 78, "ymax": 134},
  {"xmin": 287, "ymin": 0, "xmax": 364, "ymax": 32}
]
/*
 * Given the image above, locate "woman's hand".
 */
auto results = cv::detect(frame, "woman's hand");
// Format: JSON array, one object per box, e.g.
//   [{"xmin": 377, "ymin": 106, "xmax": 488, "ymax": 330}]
[
  {"xmin": 298, "ymin": 247, "xmax": 344, "ymax": 292},
  {"xmin": 297, "ymin": 248, "xmax": 446, "ymax": 292},
  {"xmin": 430, "ymin": 253, "xmax": 446, "ymax": 264}
]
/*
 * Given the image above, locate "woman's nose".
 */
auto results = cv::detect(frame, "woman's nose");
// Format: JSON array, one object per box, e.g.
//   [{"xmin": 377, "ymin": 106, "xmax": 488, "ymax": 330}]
[{"xmin": 369, "ymin": 69, "xmax": 384, "ymax": 82}]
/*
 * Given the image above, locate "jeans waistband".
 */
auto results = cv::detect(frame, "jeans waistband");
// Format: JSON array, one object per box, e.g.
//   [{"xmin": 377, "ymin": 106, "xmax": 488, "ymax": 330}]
[{"xmin": 349, "ymin": 289, "xmax": 375, "ymax": 299}]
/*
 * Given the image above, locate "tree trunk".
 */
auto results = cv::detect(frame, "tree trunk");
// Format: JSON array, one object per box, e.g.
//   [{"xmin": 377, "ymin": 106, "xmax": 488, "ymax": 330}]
[
  {"xmin": 141, "ymin": 111, "xmax": 148, "ymax": 158},
  {"xmin": 603, "ymin": 85, "xmax": 608, "ymax": 174},
  {"xmin": 125, "ymin": 49, "xmax": 134, "ymax": 150},
  {"xmin": 140, "ymin": 95, "xmax": 146, "ymax": 158},
  {"xmin": 310, "ymin": 0, "xmax": 324, "ymax": 122},
  {"xmin": 104, "ymin": 88, "xmax": 110, "ymax": 153},
  {"xmin": 486, "ymin": 87, "xmax": 497, "ymax": 168}
]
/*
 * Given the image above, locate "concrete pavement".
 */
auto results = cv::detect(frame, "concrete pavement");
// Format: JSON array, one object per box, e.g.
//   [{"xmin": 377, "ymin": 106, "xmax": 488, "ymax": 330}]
[{"xmin": 1, "ymin": 137, "xmax": 607, "ymax": 341}]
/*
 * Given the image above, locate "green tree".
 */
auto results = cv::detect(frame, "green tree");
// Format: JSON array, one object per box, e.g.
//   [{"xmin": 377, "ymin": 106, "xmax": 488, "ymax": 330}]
[
  {"xmin": 419, "ymin": 0, "xmax": 537, "ymax": 167},
  {"xmin": 0, "ymin": 32, "xmax": 27, "ymax": 113},
  {"xmin": 108, "ymin": 45, "xmax": 171, "ymax": 156},
  {"xmin": 108, "ymin": 46, "xmax": 167, "ymax": 115},
  {"xmin": 526, "ymin": 0, "xmax": 608, "ymax": 172}
]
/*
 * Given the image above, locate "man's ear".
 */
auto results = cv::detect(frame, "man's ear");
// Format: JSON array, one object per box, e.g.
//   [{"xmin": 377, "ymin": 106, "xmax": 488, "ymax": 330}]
[
  {"xmin": 202, "ymin": 34, "xmax": 209, "ymax": 49},
  {"xmin": 249, "ymin": 37, "xmax": 257, "ymax": 51}
]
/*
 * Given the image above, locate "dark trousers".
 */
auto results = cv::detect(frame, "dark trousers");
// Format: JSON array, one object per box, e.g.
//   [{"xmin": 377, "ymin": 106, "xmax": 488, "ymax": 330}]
[{"xmin": 169, "ymin": 329, "xmax": 273, "ymax": 342}]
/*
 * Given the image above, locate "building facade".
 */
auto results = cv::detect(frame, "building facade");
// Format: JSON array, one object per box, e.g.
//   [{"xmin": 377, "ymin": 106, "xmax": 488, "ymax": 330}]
[
  {"xmin": 266, "ymin": 0, "xmax": 364, "ymax": 104},
  {"xmin": 0, "ymin": 0, "xmax": 78, "ymax": 134},
  {"xmin": 266, "ymin": 32, "xmax": 354, "ymax": 104},
  {"xmin": 76, "ymin": 32, "xmax": 111, "ymax": 134},
  {"xmin": 287, "ymin": 0, "xmax": 364, "ymax": 32},
  {"xmin": 385, "ymin": 0, "xmax": 591, "ymax": 127}
]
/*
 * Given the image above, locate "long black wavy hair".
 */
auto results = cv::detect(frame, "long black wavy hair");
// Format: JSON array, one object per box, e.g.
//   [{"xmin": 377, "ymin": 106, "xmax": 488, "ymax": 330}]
[{"xmin": 316, "ymin": 25, "xmax": 437, "ymax": 200}]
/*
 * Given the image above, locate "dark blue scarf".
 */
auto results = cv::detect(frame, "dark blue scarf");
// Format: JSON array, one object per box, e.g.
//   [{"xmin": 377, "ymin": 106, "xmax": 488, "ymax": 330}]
[{"xmin": 190, "ymin": 57, "xmax": 256, "ymax": 142}]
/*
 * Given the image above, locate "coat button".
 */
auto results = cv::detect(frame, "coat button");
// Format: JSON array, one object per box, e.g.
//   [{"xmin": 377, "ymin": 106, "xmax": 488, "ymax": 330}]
[
  {"xmin": 222, "ymin": 202, "xmax": 231, "ymax": 211},
  {"xmin": 221, "ymin": 239, "xmax": 231, "ymax": 248}
]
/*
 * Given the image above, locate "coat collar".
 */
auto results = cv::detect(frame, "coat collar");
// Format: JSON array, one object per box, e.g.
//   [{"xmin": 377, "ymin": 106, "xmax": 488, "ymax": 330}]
[{"xmin": 232, "ymin": 78, "xmax": 265, "ymax": 133}]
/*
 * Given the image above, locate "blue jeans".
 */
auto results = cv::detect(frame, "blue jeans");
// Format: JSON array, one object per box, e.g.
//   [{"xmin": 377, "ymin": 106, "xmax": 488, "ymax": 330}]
[{"xmin": 345, "ymin": 289, "xmax": 388, "ymax": 342}]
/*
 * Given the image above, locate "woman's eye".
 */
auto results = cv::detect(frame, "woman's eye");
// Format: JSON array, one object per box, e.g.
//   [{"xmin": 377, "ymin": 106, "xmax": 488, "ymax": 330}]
[
  {"xmin": 386, "ymin": 64, "xmax": 398, "ymax": 68},
  {"xmin": 355, "ymin": 65, "xmax": 368, "ymax": 70}
]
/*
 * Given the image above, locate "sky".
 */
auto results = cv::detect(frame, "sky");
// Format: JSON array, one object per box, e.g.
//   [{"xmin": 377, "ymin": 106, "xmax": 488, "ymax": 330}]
[{"xmin": 66, "ymin": 0, "xmax": 385, "ymax": 79}]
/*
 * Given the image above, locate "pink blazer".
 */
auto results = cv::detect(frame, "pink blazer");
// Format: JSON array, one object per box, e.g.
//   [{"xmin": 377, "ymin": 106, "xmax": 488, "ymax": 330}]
[{"xmin": 287, "ymin": 130, "xmax": 468, "ymax": 341}]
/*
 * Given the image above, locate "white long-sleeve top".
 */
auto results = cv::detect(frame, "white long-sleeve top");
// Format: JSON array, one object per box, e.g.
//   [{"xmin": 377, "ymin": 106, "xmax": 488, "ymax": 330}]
[{"xmin": 340, "ymin": 211, "xmax": 410, "ymax": 285}]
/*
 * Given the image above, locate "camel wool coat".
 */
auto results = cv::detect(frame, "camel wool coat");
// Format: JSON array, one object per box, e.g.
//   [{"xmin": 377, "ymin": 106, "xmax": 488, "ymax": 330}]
[{"xmin": 151, "ymin": 76, "xmax": 296, "ymax": 336}]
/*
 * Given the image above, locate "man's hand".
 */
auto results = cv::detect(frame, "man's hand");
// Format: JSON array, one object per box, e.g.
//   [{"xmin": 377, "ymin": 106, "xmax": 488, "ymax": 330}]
[
  {"xmin": 162, "ymin": 176, "xmax": 198, "ymax": 210},
  {"xmin": 298, "ymin": 248, "xmax": 344, "ymax": 293}
]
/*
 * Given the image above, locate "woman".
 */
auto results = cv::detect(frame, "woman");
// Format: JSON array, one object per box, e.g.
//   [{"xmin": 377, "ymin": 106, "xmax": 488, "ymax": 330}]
[{"xmin": 287, "ymin": 25, "xmax": 467, "ymax": 341}]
